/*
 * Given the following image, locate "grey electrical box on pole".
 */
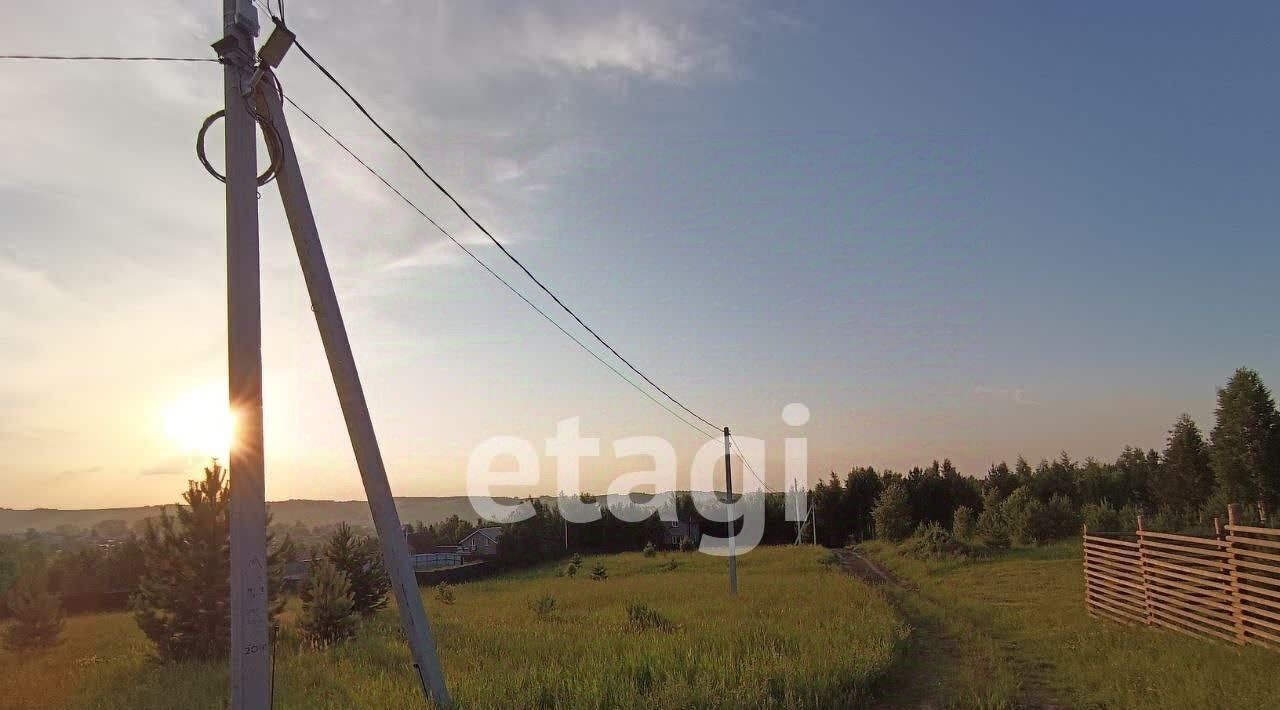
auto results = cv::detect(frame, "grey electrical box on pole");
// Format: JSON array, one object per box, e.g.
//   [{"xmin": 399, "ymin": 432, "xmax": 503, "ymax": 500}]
[
  {"xmin": 221, "ymin": 0, "xmax": 269, "ymax": 707},
  {"xmin": 723, "ymin": 427, "xmax": 738, "ymax": 595},
  {"xmin": 255, "ymin": 84, "xmax": 453, "ymax": 708}
]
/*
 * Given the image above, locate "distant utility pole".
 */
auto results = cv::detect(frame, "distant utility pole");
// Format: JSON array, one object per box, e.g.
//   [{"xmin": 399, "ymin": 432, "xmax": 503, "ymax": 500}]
[
  {"xmin": 723, "ymin": 427, "xmax": 738, "ymax": 595},
  {"xmin": 219, "ymin": 1, "xmax": 269, "ymax": 707}
]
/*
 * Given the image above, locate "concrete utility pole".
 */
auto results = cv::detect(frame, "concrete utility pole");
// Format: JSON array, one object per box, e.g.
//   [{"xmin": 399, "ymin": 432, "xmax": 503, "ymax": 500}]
[
  {"xmin": 723, "ymin": 427, "xmax": 738, "ymax": 595},
  {"xmin": 219, "ymin": 1, "xmax": 269, "ymax": 708},
  {"xmin": 256, "ymin": 83, "xmax": 452, "ymax": 707}
]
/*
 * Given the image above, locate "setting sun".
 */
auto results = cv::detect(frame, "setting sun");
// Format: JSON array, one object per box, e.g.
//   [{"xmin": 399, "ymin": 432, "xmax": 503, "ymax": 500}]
[{"xmin": 162, "ymin": 385, "xmax": 236, "ymax": 459}]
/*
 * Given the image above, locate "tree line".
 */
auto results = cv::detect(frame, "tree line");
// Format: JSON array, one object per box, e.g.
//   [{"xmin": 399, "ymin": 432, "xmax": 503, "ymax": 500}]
[{"xmin": 2, "ymin": 366, "xmax": 1274, "ymax": 653}]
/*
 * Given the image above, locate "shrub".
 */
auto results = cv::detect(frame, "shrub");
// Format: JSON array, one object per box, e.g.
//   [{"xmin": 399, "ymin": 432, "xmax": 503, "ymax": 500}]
[
  {"xmin": 324, "ymin": 523, "xmax": 390, "ymax": 617},
  {"xmin": 952, "ymin": 506, "xmax": 976, "ymax": 540},
  {"xmin": 571, "ymin": 553, "xmax": 583, "ymax": 566},
  {"xmin": 642, "ymin": 542, "xmax": 657, "ymax": 558},
  {"xmin": 434, "ymin": 582, "xmax": 455, "ymax": 605},
  {"xmin": 1045, "ymin": 494, "xmax": 1080, "ymax": 539},
  {"xmin": 564, "ymin": 562, "xmax": 578, "ymax": 578},
  {"xmin": 300, "ymin": 558, "xmax": 359, "ymax": 647},
  {"xmin": 590, "ymin": 563, "xmax": 608, "ymax": 581},
  {"xmin": 977, "ymin": 488, "xmax": 1010, "ymax": 548},
  {"xmin": 873, "ymin": 483, "xmax": 912, "ymax": 542},
  {"xmin": 658, "ymin": 558, "xmax": 679, "ymax": 572},
  {"xmin": 902, "ymin": 523, "xmax": 971, "ymax": 561},
  {"xmin": 1080, "ymin": 501, "xmax": 1120, "ymax": 533},
  {"xmin": 3, "ymin": 565, "xmax": 63, "ymax": 650},
  {"xmin": 528, "ymin": 594, "xmax": 557, "ymax": 620},
  {"xmin": 626, "ymin": 602, "xmax": 673, "ymax": 631},
  {"xmin": 1000, "ymin": 487, "xmax": 1041, "ymax": 545},
  {"xmin": 678, "ymin": 537, "xmax": 695, "ymax": 553}
]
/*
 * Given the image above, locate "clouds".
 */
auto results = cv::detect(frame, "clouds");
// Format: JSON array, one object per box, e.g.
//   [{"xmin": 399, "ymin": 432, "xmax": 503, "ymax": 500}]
[
  {"xmin": 0, "ymin": 0, "xmax": 778, "ymax": 507},
  {"xmin": 972, "ymin": 385, "xmax": 1040, "ymax": 406}
]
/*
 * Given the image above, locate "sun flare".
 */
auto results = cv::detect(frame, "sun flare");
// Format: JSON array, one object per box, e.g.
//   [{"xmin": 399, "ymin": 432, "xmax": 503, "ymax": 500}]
[{"xmin": 162, "ymin": 385, "xmax": 236, "ymax": 459}]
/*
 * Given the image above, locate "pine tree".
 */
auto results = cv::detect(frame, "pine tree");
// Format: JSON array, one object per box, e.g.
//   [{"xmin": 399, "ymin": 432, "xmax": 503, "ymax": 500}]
[
  {"xmin": 133, "ymin": 461, "xmax": 291, "ymax": 661},
  {"xmin": 3, "ymin": 564, "xmax": 64, "ymax": 650},
  {"xmin": 324, "ymin": 523, "xmax": 390, "ymax": 616},
  {"xmin": 1153, "ymin": 414, "xmax": 1214, "ymax": 513},
  {"xmin": 872, "ymin": 483, "xmax": 912, "ymax": 542},
  {"xmin": 299, "ymin": 558, "xmax": 359, "ymax": 646},
  {"xmin": 1210, "ymin": 368, "xmax": 1280, "ymax": 506}
]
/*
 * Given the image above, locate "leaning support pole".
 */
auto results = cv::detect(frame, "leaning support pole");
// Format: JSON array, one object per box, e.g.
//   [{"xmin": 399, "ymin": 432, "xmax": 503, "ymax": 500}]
[
  {"xmin": 723, "ymin": 426, "xmax": 738, "ymax": 595},
  {"xmin": 256, "ymin": 85, "xmax": 452, "ymax": 707},
  {"xmin": 221, "ymin": 1, "xmax": 269, "ymax": 707}
]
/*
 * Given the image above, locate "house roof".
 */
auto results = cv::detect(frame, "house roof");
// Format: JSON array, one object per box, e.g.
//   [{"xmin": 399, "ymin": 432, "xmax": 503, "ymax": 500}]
[{"xmin": 458, "ymin": 526, "xmax": 502, "ymax": 545}]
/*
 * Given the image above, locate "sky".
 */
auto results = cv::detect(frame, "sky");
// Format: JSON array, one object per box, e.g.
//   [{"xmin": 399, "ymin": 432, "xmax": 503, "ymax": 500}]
[{"xmin": 1, "ymin": 1, "xmax": 1277, "ymax": 509}]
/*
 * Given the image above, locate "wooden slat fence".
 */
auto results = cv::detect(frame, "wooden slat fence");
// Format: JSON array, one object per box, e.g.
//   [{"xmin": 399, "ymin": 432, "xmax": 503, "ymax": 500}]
[{"xmin": 1083, "ymin": 504, "xmax": 1280, "ymax": 650}]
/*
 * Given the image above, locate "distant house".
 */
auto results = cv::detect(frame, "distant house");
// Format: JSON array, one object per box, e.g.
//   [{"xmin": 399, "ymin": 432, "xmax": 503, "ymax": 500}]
[
  {"xmin": 282, "ymin": 559, "xmax": 312, "ymax": 591},
  {"xmin": 458, "ymin": 527, "xmax": 502, "ymax": 558},
  {"xmin": 411, "ymin": 549, "xmax": 463, "ymax": 571},
  {"xmin": 661, "ymin": 519, "xmax": 700, "ymax": 548}
]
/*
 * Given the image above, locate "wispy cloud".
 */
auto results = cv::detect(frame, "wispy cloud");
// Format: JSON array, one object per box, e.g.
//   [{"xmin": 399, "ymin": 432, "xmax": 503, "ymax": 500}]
[
  {"xmin": 52, "ymin": 465, "xmax": 103, "ymax": 482},
  {"xmin": 972, "ymin": 385, "xmax": 1040, "ymax": 406}
]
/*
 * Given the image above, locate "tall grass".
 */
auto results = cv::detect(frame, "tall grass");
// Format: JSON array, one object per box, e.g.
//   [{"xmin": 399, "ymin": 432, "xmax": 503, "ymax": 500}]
[
  {"xmin": 0, "ymin": 547, "xmax": 905, "ymax": 709},
  {"xmin": 861, "ymin": 539, "xmax": 1279, "ymax": 710}
]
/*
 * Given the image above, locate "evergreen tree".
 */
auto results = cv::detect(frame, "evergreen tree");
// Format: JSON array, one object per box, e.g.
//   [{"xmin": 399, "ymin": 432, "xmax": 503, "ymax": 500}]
[
  {"xmin": 1210, "ymin": 368, "xmax": 1280, "ymax": 506},
  {"xmin": 133, "ymin": 461, "xmax": 290, "ymax": 661},
  {"xmin": 299, "ymin": 557, "xmax": 359, "ymax": 646},
  {"xmin": 872, "ymin": 483, "xmax": 912, "ymax": 542},
  {"xmin": 984, "ymin": 461, "xmax": 1019, "ymax": 502},
  {"xmin": 3, "ymin": 564, "xmax": 64, "ymax": 650},
  {"xmin": 324, "ymin": 523, "xmax": 390, "ymax": 617},
  {"xmin": 1153, "ymin": 414, "xmax": 1214, "ymax": 512}
]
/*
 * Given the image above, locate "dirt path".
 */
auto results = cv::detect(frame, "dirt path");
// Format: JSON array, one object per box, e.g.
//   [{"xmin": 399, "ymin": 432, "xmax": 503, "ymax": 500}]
[
  {"xmin": 833, "ymin": 550, "xmax": 957, "ymax": 708},
  {"xmin": 834, "ymin": 549, "xmax": 1068, "ymax": 709}
]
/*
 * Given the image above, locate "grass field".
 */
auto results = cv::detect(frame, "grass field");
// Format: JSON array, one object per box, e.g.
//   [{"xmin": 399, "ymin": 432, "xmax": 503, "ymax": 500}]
[
  {"xmin": 858, "ymin": 540, "xmax": 1280, "ymax": 709},
  {"xmin": 0, "ymin": 547, "xmax": 905, "ymax": 709}
]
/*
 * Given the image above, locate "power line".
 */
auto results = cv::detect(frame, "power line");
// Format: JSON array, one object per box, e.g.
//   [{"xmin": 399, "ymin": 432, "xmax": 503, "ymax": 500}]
[
  {"xmin": 287, "ymin": 29, "xmax": 722, "ymax": 433},
  {"xmin": 2, "ymin": 39, "xmax": 728, "ymax": 441},
  {"xmin": 730, "ymin": 433, "xmax": 779, "ymax": 494},
  {"xmin": 280, "ymin": 93, "xmax": 722, "ymax": 442},
  {"xmin": 0, "ymin": 54, "xmax": 216, "ymax": 63}
]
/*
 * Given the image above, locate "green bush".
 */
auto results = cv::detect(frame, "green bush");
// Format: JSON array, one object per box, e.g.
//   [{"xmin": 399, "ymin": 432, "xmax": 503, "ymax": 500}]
[
  {"xmin": 873, "ymin": 483, "xmax": 913, "ymax": 542},
  {"xmin": 951, "ymin": 506, "xmax": 976, "ymax": 540},
  {"xmin": 3, "ymin": 565, "xmax": 63, "ymax": 650},
  {"xmin": 299, "ymin": 558, "xmax": 359, "ymax": 647},
  {"xmin": 625, "ymin": 602, "xmax": 673, "ymax": 631},
  {"xmin": 659, "ymin": 558, "xmax": 679, "ymax": 572},
  {"xmin": 678, "ymin": 537, "xmax": 695, "ymax": 553},
  {"xmin": 1080, "ymin": 500, "xmax": 1122, "ymax": 532},
  {"xmin": 902, "ymin": 523, "xmax": 972, "ymax": 561},
  {"xmin": 1000, "ymin": 488, "xmax": 1077, "ymax": 545},
  {"xmin": 434, "ymin": 582, "xmax": 455, "ymax": 605},
  {"xmin": 564, "ymin": 562, "xmax": 578, "ymax": 578},
  {"xmin": 528, "ymin": 594, "xmax": 557, "ymax": 621},
  {"xmin": 1045, "ymin": 494, "xmax": 1080, "ymax": 539},
  {"xmin": 642, "ymin": 542, "xmax": 656, "ymax": 558},
  {"xmin": 590, "ymin": 563, "xmax": 608, "ymax": 581}
]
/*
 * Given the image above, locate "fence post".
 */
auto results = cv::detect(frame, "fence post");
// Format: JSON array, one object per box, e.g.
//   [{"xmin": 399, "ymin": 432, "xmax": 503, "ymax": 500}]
[
  {"xmin": 1135, "ymin": 514, "xmax": 1155, "ymax": 627},
  {"xmin": 1225, "ymin": 504, "xmax": 1247, "ymax": 645},
  {"xmin": 1082, "ymin": 524, "xmax": 1092, "ymax": 617}
]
